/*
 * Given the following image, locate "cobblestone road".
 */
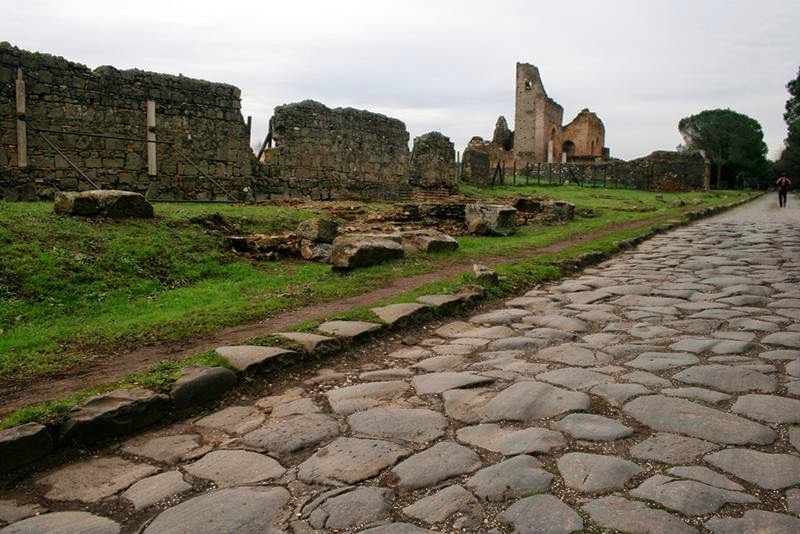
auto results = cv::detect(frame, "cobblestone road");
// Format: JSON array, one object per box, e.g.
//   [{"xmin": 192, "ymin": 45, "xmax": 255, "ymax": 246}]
[{"xmin": 2, "ymin": 193, "xmax": 800, "ymax": 533}]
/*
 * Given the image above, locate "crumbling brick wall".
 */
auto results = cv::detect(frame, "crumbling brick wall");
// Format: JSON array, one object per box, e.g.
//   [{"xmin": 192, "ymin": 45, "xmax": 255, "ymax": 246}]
[
  {"xmin": 258, "ymin": 100, "xmax": 410, "ymax": 201},
  {"xmin": 0, "ymin": 43, "xmax": 254, "ymax": 201}
]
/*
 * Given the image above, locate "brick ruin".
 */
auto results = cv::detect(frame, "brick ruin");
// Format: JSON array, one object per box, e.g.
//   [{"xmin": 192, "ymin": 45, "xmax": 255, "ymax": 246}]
[{"xmin": 461, "ymin": 62, "xmax": 708, "ymax": 191}]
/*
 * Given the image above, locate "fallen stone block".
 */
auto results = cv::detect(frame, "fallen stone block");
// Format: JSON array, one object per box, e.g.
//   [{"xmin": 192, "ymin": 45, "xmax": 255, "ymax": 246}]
[
  {"xmin": 330, "ymin": 235, "xmax": 405, "ymax": 269},
  {"xmin": 54, "ymin": 190, "xmax": 154, "ymax": 218},
  {"xmin": 0, "ymin": 423, "xmax": 54, "ymax": 473},
  {"xmin": 225, "ymin": 233, "xmax": 299, "ymax": 257},
  {"xmin": 296, "ymin": 218, "xmax": 338, "ymax": 243},
  {"xmin": 170, "ymin": 365, "xmax": 238, "ymax": 410},
  {"xmin": 214, "ymin": 345, "xmax": 297, "ymax": 373},
  {"xmin": 60, "ymin": 388, "xmax": 170, "ymax": 444},
  {"xmin": 465, "ymin": 203, "xmax": 517, "ymax": 236},
  {"xmin": 473, "ymin": 264, "xmax": 499, "ymax": 284},
  {"xmin": 399, "ymin": 230, "xmax": 459, "ymax": 253},
  {"xmin": 299, "ymin": 240, "xmax": 332, "ymax": 262}
]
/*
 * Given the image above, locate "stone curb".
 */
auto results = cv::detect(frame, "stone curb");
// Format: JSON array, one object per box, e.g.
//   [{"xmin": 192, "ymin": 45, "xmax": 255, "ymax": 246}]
[{"xmin": 0, "ymin": 193, "xmax": 761, "ymax": 474}]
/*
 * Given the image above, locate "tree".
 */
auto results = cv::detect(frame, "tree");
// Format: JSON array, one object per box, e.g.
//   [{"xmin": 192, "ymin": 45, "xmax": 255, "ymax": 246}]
[
  {"xmin": 778, "ymin": 67, "xmax": 800, "ymax": 179},
  {"xmin": 678, "ymin": 109, "xmax": 769, "ymax": 189}
]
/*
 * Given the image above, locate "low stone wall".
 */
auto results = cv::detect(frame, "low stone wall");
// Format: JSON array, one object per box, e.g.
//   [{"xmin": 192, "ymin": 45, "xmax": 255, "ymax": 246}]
[{"xmin": 1, "ymin": 43, "xmax": 254, "ymax": 201}]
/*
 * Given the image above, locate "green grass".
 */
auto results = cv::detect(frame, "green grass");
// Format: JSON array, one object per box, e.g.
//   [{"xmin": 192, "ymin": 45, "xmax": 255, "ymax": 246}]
[{"xmin": 0, "ymin": 187, "xmax": 751, "ymax": 383}]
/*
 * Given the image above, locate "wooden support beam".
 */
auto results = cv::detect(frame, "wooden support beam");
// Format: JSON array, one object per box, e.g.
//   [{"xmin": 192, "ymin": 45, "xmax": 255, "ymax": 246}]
[
  {"xmin": 146, "ymin": 100, "xmax": 157, "ymax": 176},
  {"xmin": 15, "ymin": 68, "xmax": 27, "ymax": 168}
]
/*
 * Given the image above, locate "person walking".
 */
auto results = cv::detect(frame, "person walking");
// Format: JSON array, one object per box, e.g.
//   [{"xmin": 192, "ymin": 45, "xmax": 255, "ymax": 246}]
[{"xmin": 776, "ymin": 175, "xmax": 792, "ymax": 208}]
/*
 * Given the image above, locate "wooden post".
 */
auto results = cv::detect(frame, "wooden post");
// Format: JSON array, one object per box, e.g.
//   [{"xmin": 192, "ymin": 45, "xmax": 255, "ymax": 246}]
[
  {"xmin": 15, "ymin": 68, "xmax": 27, "ymax": 168},
  {"xmin": 146, "ymin": 100, "xmax": 157, "ymax": 176}
]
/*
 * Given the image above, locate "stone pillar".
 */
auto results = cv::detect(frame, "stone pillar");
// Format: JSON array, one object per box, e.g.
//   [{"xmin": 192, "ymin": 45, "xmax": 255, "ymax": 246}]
[
  {"xmin": 561, "ymin": 152, "xmax": 567, "ymax": 163},
  {"xmin": 15, "ymin": 68, "xmax": 27, "ymax": 168},
  {"xmin": 146, "ymin": 100, "xmax": 157, "ymax": 176},
  {"xmin": 547, "ymin": 139, "xmax": 554, "ymax": 163}
]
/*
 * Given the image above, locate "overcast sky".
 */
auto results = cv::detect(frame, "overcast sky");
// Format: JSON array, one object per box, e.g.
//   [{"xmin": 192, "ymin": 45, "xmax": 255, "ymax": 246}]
[{"xmin": 5, "ymin": 0, "xmax": 800, "ymax": 160}]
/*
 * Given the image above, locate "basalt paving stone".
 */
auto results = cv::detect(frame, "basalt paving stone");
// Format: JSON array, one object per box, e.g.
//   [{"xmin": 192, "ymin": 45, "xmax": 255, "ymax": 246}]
[
  {"xmin": 629, "ymin": 432, "xmax": 720, "ymax": 464},
  {"xmin": 589, "ymin": 383, "xmax": 651, "ymax": 406},
  {"xmin": 239, "ymin": 413, "xmax": 341, "ymax": 454},
  {"xmin": 581, "ymin": 495, "xmax": 696, "ymax": 534},
  {"xmin": 787, "ymin": 488, "xmax": 800, "ymax": 514},
  {"xmin": 360, "ymin": 523, "xmax": 434, "ymax": 533},
  {"xmin": 630, "ymin": 475, "xmax": 758, "ymax": 515},
  {"xmin": 483, "ymin": 381, "xmax": 592, "ymax": 422},
  {"xmin": 576, "ymin": 310, "xmax": 621, "ymax": 323},
  {"xmin": 0, "ymin": 500, "xmax": 47, "ymax": 524},
  {"xmin": 629, "ymin": 324, "xmax": 680, "ymax": 339},
  {"xmin": 456, "ymin": 424, "xmax": 565, "ymax": 455},
  {"xmin": 557, "ymin": 452, "xmax": 642, "ymax": 493},
  {"xmin": 669, "ymin": 338, "xmax": 754, "ymax": 355},
  {"xmin": 672, "ymin": 364, "xmax": 777, "ymax": 393},
  {"xmin": 704, "ymin": 449, "xmax": 800, "ymax": 490},
  {"xmin": 625, "ymin": 352, "xmax": 699, "ymax": 371},
  {"xmin": 665, "ymin": 466, "xmax": 744, "ymax": 491},
  {"xmin": 730, "ymin": 394, "xmax": 800, "ymax": 423},
  {"xmin": 465, "ymin": 455, "xmax": 553, "ymax": 502},
  {"xmin": 390, "ymin": 441, "xmax": 481, "ymax": 490},
  {"xmin": 388, "ymin": 347, "xmax": 432, "ymax": 360},
  {"xmin": 523, "ymin": 315, "xmax": 590, "ymax": 333},
  {"xmin": 759, "ymin": 349, "xmax": 800, "ymax": 361},
  {"xmin": 347, "ymin": 407, "xmax": 448, "ymax": 444},
  {"xmin": 325, "ymin": 381, "xmax": 410, "ymax": 414},
  {"xmin": 143, "ymin": 486, "xmax": 290, "ymax": 534},
  {"xmin": 38, "ymin": 456, "xmax": 158, "ymax": 503},
  {"xmin": 1, "ymin": 512, "xmax": 121, "ymax": 534},
  {"xmin": 441, "ymin": 388, "xmax": 494, "ymax": 424},
  {"xmin": 411, "ymin": 354, "xmax": 464, "ymax": 372},
  {"xmin": 437, "ymin": 323, "xmax": 514, "ymax": 340},
  {"xmin": 551, "ymin": 413, "xmax": 633, "ymax": 441},
  {"xmin": 761, "ymin": 332, "xmax": 800, "ymax": 348},
  {"xmin": 497, "ymin": 494, "xmax": 584, "ymax": 534},
  {"xmin": 622, "ymin": 370, "xmax": 671, "ymax": 387},
  {"xmin": 304, "ymin": 487, "xmax": 394, "ymax": 530},
  {"xmin": 317, "ymin": 320, "xmax": 383, "ymax": 340},
  {"xmin": 298, "ymin": 437, "xmax": 411, "ymax": 486},
  {"xmin": 122, "ymin": 433, "xmax": 203, "ymax": 464},
  {"xmin": 359, "ymin": 368, "xmax": 415, "ymax": 381},
  {"xmin": 469, "ymin": 308, "xmax": 530, "ymax": 325},
  {"xmin": 194, "ymin": 406, "xmax": 266, "ymax": 436},
  {"xmin": 122, "ymin": 470, "xmax": 192, "ymax": 511},
  {"xmin": 214, "ymin": 345, "xmax": 295, "ymax": 373},
  {"xmin": 665, "ymin": 319, "xmax": 724, "ymax": 334},
  {"xmin": 183, "ymin": 450, "xmax": 285, "ymax": 487},
  {"xmin": 705, "ymin": 510, "xmax": 800, "ymax": 534},
  {"xmin": 430, "ymin": 343, "xmax": 476, "ymax": 356},
  {"xmin": 270, "ymin": 397, "xmax": 321, "ymax": 417},
  {"xmin": 526, "ymin": 327, "xmax": 579, "ymax": 343},
  {"xmin": 486, "ymin": 336, "xmax": 548, "ymax": 351},
  {"xmin": 661, "ymin": 387, "xmax": 731, "ymax": 403},
  {"xmin": 625, "ymin": 395, "xmax": 777, "ymax": 445},
  {"xmin": 402, "ymin": 485, "xmax": 483, "ymax": 528},
  {"xmin": 535, "ymin": 367, "xmax": 612, "ymax": 391},
  {"xmin": 411, "ymin": 372, "xmax": 494, "ymax": 395},
  {"xmin": 532, "ymin": 344, "xmax": 613, "ymax": 367},
  {"xmin": 728, "ymin": 317, "xmax": 780, "ymax": 331},
  {"xmin": 786, "ymin": 359, "xmax": 800, "ymax": 377}
]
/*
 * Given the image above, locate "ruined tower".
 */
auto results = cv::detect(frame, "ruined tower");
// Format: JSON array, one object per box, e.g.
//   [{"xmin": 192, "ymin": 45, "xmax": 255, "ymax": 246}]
[{"xmin": 513, "ymin": 62, "xmax": 563, "ymax": 164}]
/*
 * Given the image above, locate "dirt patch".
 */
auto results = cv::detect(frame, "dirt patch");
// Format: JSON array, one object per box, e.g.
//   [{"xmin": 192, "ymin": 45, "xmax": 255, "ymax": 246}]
[{"xmin": 0, "ymin": 215, "xmax": 673, "ymax": 415}]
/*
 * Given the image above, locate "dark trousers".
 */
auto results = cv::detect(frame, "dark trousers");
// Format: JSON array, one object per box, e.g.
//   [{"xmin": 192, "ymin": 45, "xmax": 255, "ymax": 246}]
[{"xmin": 779, "ymin": 190, "xmax": 788, "ymax": 207}]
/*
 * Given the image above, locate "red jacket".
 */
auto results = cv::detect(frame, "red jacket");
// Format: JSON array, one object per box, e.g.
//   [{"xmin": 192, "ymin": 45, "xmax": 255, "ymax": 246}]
[{"xmin": 776, "ymin": 176, "xmax": 792, "ymax": 191}]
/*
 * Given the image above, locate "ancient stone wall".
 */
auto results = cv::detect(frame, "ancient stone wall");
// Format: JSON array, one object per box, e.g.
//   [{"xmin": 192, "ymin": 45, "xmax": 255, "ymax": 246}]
[
  {"xmin": 409, "ymin": 131, "xmax": 456, "ymax": 191},
  {"xmin": 0, "ymin": 43, "xmax": 254, "ymax": 201},
  {"xmin": 259, "ymin": 100, "xmax": 410, "ymax": 201}
]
